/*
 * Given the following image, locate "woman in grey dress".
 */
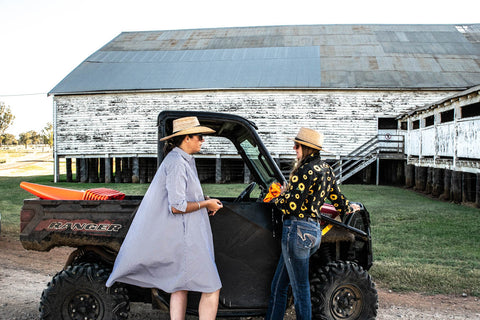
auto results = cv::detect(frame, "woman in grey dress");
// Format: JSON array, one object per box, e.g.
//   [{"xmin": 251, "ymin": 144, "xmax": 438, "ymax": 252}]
[{"xmin": 106, "ymin": 116, "xmax": 223, "ymax": 320}]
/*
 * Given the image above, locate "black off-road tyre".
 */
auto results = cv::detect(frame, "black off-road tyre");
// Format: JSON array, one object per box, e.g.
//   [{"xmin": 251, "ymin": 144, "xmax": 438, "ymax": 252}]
[
  {"xmin": 310, "ymin": 261, "xmax": 378, "ymax": 320},
  {"xmin": 40, "ymin": 263, "xmax": 129, "ymax": 320}
]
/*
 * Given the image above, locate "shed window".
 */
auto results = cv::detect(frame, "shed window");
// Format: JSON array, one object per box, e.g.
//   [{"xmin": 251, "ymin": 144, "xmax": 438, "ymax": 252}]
[
  {"xmin": 441, "ymin": 109, "xmax": 454, "ymax": 123},
  {"xmin": 425, "ymin": 115, "xmax": 434, "ymax": 127},
  {"xmin": 378, "ymin": 118, "xmax": 397, "ymax": 129},
  {"xmin": 461, "ymin": 102, "xmax": 480, "ymax": 119},
  {"xmin": 412, "ymin": 120, "xmax": 420, "ymax": 129},
  {"xmin": 400, "ymin": 121, "xmax": 407, "ymax": 130}
]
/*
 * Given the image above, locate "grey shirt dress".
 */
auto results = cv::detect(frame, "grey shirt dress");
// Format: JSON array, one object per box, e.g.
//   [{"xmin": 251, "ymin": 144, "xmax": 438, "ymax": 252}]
[{"xmin": 106, "ymin": 147, "xmax": 222, "ymax": 293}]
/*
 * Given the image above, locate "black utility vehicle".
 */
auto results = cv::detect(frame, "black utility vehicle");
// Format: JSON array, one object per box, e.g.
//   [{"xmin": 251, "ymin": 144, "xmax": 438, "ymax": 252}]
[{"xmin": 20, "ymin": 111, "xmax": 378, "ymax": 320}]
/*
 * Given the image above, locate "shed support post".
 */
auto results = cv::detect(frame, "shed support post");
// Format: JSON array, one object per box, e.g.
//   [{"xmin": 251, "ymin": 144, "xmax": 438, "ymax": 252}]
[
  {"xmin": 440, "ymin": 169, "xmax": 452, "ymax": 201},
  {"xmin": 463, "ymin": 172, "xmax": 475, "ymax": 203},
  {"xmin": 99, "ymin": 158, "xmax": 105, "ymax": 183},
  {"xmin": 132, "ymin": 157, "xmax": 140, "ymax": 183},
  {"xmin": 121, "ymin": 157, "xmax": 131, "ymax": 183},
  {"xmin": 88, "ymin": 158, "xmax": 99, "ymax": 183},
  {"xmin": 405, "ymin": 164, "xmax": 415, "ymax": 188},
  {"xmin": 432, "ymin": 168, "xmax": 444, "ymax": 198},
  {"xmin": 476, "ymin": 173, "xmax": 480, "ymax": 208},
  {"xmin": 80, "ymin": 158, "xmax": 88, "ymax": 183},
  {"xmin": 66, "ymin": 158, "xmax": 72, "ymax": 182},
  {"xmin": 54, "ymin": 155, "xmax": 60, "ymax": 183},
  {"xmin": 115, "ymin": 158, "xmax": 122, "ymax": 183},
  {"xmin": 426, "ymin": 167, "xmax": 433, "ymax": 195},
  {"xmin": 76, "ymin": 158, "xmax": 81, "ymax": 182},
  {"xmin": 148, "ymin": 158, "xmax": 156, "ymax": 183},
  {"xmin": 105, "ymin": 158, "xmax": 112, "ymax": 183},
  {"xmin": 415, "ymin": 166, "xmax": 427, "ymax": 192},
  {"xmin": 451, "ymin": 170, "xmax": 462, "ymax": 203},
  {"xmin": 376, "ymin": 158, "xmax": 379, "ymax": 185},
  {"xmin": 139, "ymin": 158, "xmax": 147, "ymax": 184},
  {"xmin": 216, "ymin": 156, "xmax": 222, "ymax": 184}
]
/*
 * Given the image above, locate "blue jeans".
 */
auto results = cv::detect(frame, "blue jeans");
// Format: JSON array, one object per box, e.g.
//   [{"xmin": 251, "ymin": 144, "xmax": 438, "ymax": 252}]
[{"xmin": 266, "ymin": 218, "xmax": 321, "ymax": 320}]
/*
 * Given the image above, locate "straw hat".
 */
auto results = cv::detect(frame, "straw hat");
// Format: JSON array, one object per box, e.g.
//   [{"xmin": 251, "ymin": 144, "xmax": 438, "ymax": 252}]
[
  {"xmin": 160, "ymin": 116, "xmax": 215, "ymax": 141},
  {"xmin": 290, "ymin": 127, "xmax": 324, "ymax": 150}
]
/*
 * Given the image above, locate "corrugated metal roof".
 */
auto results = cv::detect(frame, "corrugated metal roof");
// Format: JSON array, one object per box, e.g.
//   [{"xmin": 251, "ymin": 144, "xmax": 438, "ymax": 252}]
[{"xmin": 50, "ymin": 24, "xmax": 480, "ymax": 95}]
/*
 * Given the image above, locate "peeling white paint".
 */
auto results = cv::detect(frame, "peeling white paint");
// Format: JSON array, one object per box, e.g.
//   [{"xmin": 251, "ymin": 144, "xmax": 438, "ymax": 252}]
[{"xmin": 54, "ymin": 90, "xmax": 451, "ymax": 160}]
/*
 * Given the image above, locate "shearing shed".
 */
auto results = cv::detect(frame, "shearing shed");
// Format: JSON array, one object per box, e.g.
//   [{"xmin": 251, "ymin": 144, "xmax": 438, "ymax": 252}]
[
  {"xmin": 49, "ymin": 24, "xmax": 480, "ymax": 190},
  {"xmin": 398, "ymin": 85, "xmax": 480, "ymax": 206}
]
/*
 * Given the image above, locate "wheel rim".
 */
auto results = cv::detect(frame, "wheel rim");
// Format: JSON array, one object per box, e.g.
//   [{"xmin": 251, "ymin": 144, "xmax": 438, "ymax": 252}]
[
  {"xmin": 330, "ymin": 284, "xmax": 362, "ymax": 319},
  {"xmin": 66, "ymin": 292, "xmax": 101, "ymax": 320}
]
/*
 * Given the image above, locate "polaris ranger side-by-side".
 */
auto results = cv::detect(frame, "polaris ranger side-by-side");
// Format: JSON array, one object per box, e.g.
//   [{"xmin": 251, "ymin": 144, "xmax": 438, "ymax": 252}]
[{"xmin": 20, "ymin": 111, "xmax": 378, "ymax": 319}]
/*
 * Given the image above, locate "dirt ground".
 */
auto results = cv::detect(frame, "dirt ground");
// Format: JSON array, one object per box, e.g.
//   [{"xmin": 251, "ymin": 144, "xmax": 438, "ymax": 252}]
[
  {"xmin": 0, "ymin": 235, "xmax": 478, "ymax": 320},
  {"xmin": 0, "ymin": 148, "xmax": 54, "ymax": 177},
  {"xmin": 1, "ymin": 151, "xmax": 479, "ymax": 319}
]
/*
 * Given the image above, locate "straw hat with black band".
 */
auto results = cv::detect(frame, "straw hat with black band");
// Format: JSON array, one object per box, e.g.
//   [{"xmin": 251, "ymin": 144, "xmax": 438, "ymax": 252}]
[
  {"xmin": 160, "ymin": 116, "xmax": 215, "ymax": 141},
  {"xmin": 290, "ymin": 127, "xmax": 325, "ymax": 151}
]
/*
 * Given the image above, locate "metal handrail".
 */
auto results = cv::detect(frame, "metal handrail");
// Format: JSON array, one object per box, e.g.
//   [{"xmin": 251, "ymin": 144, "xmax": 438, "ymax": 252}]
[{"xmin": 332, "ymin": 134, "xmax": 404, "ymax": 182}]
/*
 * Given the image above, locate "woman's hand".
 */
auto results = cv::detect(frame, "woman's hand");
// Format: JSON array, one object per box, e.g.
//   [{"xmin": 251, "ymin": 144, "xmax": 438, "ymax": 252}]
[
  {"xmin": 280, "ymin": 182, "xmax": 288, "ymax": 194},
  {"xmin": 172, "ymin": 199, "xmax": 223, "ymax": 215},
  {"xmin": 350, "ymin": 203, "xmax": 361, "ymax": 212},
  {"xmin": 205, "ymin": 198, "xmax": 223, "ymax": 216}
]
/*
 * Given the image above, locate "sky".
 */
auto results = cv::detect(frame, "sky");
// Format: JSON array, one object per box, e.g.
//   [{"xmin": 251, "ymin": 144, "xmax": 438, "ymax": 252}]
[{"xmin": 0, "ymin": 0, "xmax": 478, "ymax": 137}]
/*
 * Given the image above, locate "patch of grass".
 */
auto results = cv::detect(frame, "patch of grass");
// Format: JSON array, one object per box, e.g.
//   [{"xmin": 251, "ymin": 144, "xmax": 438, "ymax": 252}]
[
  {"xmin": 1, "ymin": 177, "xmax": 479, "ymax": 296},
  {"xmin": 341, "ymin": 184, "xmax": 480, "ymax": 296},
  {"xmin": 373, "ymin": 260, "xmax": 480, "ymax": 296}
]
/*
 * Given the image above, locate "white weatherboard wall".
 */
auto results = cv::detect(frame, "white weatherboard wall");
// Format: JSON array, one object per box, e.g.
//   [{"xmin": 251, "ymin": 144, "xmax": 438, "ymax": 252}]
[
  {"xmin": 54, "ymin": 90, "xmax": 453, "ymax": 160},
  {"xmin": 402, "ymin": 88, "xmax": 480, "ymax": 173}
]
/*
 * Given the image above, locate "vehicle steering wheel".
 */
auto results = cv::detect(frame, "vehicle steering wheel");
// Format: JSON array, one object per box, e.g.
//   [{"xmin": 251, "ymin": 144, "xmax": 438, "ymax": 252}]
[{"xmin": 234, "ymin": 182, "xmax": 257, "ymax": 202}]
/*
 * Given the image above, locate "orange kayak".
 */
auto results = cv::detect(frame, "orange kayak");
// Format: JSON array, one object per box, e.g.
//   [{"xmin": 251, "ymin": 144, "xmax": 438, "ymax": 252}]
[{"xmin": 20, "ymin": 181, "xmax": 125, "ymax": 200}]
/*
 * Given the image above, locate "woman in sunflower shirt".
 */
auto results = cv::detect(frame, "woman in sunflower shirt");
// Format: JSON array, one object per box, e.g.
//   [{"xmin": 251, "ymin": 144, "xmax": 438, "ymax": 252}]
[{"xmin": 266, "ymin": 127, "xmax": 357, "ymax": 320}]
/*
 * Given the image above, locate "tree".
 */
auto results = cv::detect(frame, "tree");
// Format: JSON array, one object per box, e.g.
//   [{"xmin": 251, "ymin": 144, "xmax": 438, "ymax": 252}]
[
  {"xmin": 19, "ymin": 130, "xmax": 42, "ymax": 147},
  {"xmin": 19, "ymin": 131, "xmax": 32, "ymax": 146},
  {"xmin": 42, "ymin": 122, "xmax": 53, "ymax": 147},
  {"xmin": 0, "ymin": 101, "xmax": 15, "ymax": 135},
  {"xmin": 0, "ymin": 133, "xmax": 18, "ymax": 145}
]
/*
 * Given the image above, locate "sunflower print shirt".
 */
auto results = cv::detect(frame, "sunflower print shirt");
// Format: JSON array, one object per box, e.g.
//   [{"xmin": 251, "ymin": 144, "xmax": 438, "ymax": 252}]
[{"xmin": 274, "ymin": 152, "xmax": 350, "ymax": 220}]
